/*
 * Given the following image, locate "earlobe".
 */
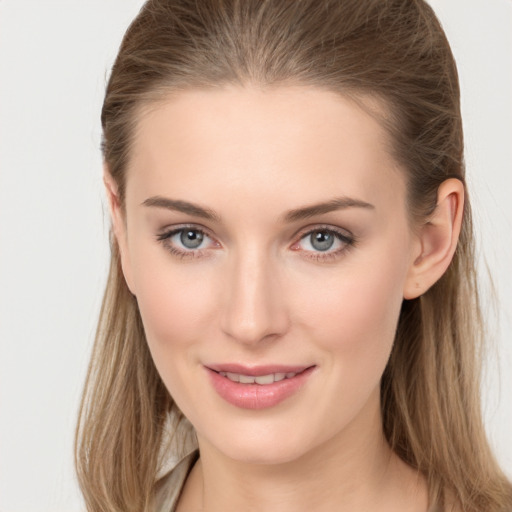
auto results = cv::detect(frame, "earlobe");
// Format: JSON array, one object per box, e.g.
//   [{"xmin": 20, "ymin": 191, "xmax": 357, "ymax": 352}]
[
  {"xmin": 403, "ymin": 178, "xmax": 464, "ymax": 299},
  {"xmin": 103, "ymin": 167, "xmax": 136, "ymax": 295}
]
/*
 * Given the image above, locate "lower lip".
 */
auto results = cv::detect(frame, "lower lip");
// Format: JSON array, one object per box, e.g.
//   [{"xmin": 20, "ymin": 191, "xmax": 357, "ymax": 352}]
[{"xmin": 206, "ymin": 367, "xmax": 315, "ymax": 410}]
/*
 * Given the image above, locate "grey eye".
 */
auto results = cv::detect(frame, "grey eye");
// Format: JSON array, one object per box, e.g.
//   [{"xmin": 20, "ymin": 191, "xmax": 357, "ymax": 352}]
[
  {"xmin": 180, "ymin": 229, "xmax": 204, "ymax": 249},
  {"xmin": 309, "ymin": 231, "xmax": 335, "ymax": 251}
]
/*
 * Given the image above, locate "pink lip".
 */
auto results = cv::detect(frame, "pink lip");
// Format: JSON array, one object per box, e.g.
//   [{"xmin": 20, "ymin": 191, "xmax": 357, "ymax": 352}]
[
  {"xmin": 206, "ymin": 363, "xmax": 311, "ymax": 376},
  {"xmin": 205, "ymin": 364, "xmax": 316, "ymax": 410}
]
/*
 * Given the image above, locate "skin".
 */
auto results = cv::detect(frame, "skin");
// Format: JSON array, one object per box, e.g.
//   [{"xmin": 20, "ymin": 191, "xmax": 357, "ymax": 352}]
[{"xmin": 105, "ymin": 85, "xmax": 464, "ymax": 511}]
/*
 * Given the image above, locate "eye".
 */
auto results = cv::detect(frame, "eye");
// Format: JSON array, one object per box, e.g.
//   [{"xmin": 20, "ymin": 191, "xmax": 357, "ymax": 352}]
[
  {"xmin": 291, "ymin": 227, "xmax": 355, "ymax": 261},
  {"xmin": 304, "ymin": 230, "xmax": 338, "ymax": 251},
  {"xmin": 156, "ymin": 226, "xmax": 219, "ymax": 259},
  {"xmin": 176, "ymin": 228, "xmax": 205, "ymax": 249}
]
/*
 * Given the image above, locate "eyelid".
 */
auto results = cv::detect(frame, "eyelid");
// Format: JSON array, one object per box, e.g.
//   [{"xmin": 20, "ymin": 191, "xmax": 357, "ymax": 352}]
[
  {"xmin": 292, "ymin": 224, "xmax": 354, "ymax": 244},
  {"xmin": 157, "ymin": 222, "xmax": 214, "ymax": 237},
  {"xmin": 157, "ymin": 224, "xmax": 218, "ymax": 243},
  {"xmin": 290, "ymin": 224, "xmax": 356, "ymax": 261},
  {"xmin": 156, "ymin": 224, "xmax": 221, "ymax": 259}
]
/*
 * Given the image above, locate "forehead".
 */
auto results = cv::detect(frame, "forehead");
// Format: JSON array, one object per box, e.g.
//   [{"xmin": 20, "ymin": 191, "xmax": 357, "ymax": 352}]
[{"xmin": 126, "ymin": 85, "xmax": 405, "ymax": 215}]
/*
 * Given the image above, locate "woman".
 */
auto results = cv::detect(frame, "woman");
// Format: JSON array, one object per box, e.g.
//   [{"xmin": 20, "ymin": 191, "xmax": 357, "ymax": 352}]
[{"xmin": 75, "ymin": 0, "xmax": 512, "ymax": 510}]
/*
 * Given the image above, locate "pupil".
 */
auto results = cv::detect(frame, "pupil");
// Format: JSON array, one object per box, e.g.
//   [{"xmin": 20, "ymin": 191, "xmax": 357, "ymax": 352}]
[
  {"xmin": 311, "ymin": 231, "xmax": 334, "ymax": 251},
  {"xmin": 180, "ymin": 230, "xmax": 204, "ymax": 249}
]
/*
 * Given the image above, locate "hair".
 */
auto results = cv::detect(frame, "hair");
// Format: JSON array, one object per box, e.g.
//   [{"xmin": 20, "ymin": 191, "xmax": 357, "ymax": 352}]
[{"xmin": 75, "ymin": 0, "xmax": 512, "ymax": 511}]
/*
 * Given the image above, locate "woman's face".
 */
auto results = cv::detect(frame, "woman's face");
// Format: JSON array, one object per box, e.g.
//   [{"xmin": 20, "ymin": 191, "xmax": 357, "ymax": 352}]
[{"xmin": 115, "ymin": 85, "xmax": 420, "ymax": 464}]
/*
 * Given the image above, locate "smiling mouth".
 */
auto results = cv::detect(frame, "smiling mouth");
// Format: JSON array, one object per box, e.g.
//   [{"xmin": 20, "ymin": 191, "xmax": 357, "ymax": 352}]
[
  {"xmin": 213, "ymin": 369, "xmax": 306, "ymax": 385},
  {"xmin": 205, "ymin": 365, "xmax": 316, "ymax": 409}
]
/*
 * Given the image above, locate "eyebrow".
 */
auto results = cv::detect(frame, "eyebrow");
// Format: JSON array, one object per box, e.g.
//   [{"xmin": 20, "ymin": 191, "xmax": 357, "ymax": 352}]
[
  {"xmin": 282, "ymin": 196, "xmax": 375, "ymax": 222},
  {"xmin": 142, "ymin": 196, "xmax": 221, "ymax": 221},
  {"xmin": 141, "ymin": 195, "xmax": 374, "ymax": 223}
]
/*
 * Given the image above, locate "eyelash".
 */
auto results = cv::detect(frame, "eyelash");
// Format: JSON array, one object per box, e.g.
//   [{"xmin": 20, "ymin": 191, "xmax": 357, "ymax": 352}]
[
  {"xmin": 293, "ymin": 226, "xmax": 356, "ymax": 262},
  {"xmin": 156, "ymin": 225, "xmax": 215, "ymax": 260},
  {"xmin": 156, "ymin": 224, "xmax": 356, "ymax": 262}
]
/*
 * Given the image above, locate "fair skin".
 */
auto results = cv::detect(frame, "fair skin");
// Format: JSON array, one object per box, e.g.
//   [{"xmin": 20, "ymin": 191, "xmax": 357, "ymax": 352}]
[{"xmin": 105, "ymin": 85, "xmax": 464, "ymax": 511}]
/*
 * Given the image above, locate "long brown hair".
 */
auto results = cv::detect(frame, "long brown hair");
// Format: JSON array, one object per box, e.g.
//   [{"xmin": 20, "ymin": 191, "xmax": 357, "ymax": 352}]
[{"xmin": 75, "ymin": 1, "xmax": 512, "ymax": 510}]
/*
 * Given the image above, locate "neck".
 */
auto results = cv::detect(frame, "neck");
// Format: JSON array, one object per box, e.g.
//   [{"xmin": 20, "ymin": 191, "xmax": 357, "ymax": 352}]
[{"xmin": 179, "ymin": 391, "xmax": 427, "ymax": 512}]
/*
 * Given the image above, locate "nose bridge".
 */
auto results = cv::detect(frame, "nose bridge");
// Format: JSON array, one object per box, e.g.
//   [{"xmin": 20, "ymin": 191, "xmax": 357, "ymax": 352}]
[{"xmin": 220, "ymin": 242, "xmax": 288, "ymax": 345}]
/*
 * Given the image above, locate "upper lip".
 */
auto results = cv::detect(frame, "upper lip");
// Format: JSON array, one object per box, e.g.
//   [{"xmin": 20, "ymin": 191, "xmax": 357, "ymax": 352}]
[{"xmin": 205, "ymin": 363, "xmax": 314, "ymax": 376}]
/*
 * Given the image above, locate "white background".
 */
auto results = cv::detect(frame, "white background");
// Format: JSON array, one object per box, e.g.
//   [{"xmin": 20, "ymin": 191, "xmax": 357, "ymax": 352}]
[{"xmin": 0, "ymin": 1, "xmax": 510, "ymax": 511}]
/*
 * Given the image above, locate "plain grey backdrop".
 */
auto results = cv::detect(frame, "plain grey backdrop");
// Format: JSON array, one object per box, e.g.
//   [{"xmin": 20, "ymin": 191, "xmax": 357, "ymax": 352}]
[{"xmin": 0, "ymin": 1, "xmax": 511, "ymax": 511}]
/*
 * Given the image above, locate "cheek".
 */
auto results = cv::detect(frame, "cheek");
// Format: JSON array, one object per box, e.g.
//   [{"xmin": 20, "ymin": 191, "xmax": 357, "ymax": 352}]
[
  {"xmin": 129, "ymin": 247, "xmax": 218, "ymax": 356},
  {"xmin": 285, "ymin": 247, "xmax": 409, "ymax": 431},
  {"xmin": 131, "ymin": 257, "xmax": 223, "ymax": 413},
  {"xmin": 295, "ymin": 247, "xmax": 408, "ymax": 370}
]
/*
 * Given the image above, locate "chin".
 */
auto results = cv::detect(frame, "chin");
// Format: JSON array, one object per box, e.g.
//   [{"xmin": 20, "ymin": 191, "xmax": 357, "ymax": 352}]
[
  {"xmin": 196, "ymin": 417, "xmax": 329, "ymax": 466},
  {"xmin": 218, "ymin": 440, "xmax": 308, "ymax": 466}
]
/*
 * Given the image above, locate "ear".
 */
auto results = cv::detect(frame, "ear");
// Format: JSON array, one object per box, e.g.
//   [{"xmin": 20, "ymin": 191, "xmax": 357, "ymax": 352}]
[
  {"xmin": 403, "ymin": 178, "xmax": 464, "ymax": 299},
  {"xmin": 103, "ymin": 167, "xmax": 136, "ymax": 295}
]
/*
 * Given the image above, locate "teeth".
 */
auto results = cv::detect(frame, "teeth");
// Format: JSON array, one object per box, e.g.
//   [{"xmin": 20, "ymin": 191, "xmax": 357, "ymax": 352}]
[
  {"xmin": 238, "ymin": 374, "xmax": 255, "ymax": 384},
  {"xmin": 220, "ymin": 371, "xmax": 298, "ymax": 384},
  {"xmin": 255, "ymin": 374, "xmax": 274, "ymax": 385}
]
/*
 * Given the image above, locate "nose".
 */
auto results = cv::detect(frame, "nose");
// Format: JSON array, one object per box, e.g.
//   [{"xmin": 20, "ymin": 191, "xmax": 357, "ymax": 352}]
[{"xmin": 220, "ymin": 248, "xmax": 289, "ymax": 346}]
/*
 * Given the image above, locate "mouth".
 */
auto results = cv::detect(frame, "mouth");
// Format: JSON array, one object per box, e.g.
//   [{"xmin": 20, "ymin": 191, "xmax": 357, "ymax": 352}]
[
  {"xmin": 216, "ymin": 370, "xmax": 301, "ymax": 384},
  {"xmin": 205, "ymin": 364, "xmax": 316, "ymax": 410}
]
